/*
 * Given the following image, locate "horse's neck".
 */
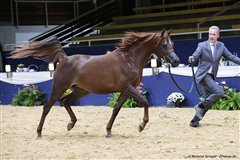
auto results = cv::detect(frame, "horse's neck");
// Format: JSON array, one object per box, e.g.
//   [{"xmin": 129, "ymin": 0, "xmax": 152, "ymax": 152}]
[{"xmin": 125, "ymin": 47, "xmax": 151, "ymax": 70}]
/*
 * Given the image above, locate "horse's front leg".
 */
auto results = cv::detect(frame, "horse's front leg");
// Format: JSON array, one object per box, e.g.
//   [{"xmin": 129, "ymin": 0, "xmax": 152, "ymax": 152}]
[
  {"xmin": 125, "ymin": 85, "xmax": 149, "ymax": 132},
  {"xmin": 106, "ymin": 93, "xmax": 128, "ymax": 138}
]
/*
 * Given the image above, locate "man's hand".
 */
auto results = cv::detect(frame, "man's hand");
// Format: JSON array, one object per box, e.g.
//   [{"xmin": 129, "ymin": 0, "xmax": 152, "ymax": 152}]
[{"xmin": 188, "ymin": 56, "xmax": 195, "ymax": 63}]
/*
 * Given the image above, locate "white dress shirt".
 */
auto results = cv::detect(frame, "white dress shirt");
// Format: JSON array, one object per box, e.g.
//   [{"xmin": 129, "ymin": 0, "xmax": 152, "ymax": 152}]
[{"xmin": 208, "ymin": 42, "xmax": 217, "ymax": 74}]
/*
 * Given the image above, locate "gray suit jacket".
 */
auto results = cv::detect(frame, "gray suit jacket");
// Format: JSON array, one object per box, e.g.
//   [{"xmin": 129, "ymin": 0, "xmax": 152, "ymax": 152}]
[{"xmin": 192, "ymin": 40, "xmax": 240, "ymax": 82}]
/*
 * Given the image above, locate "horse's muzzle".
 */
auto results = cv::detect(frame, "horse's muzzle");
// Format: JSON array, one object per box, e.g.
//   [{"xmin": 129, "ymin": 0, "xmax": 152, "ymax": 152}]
[
  {"xmin": 167, "ymin": 52, "xmax": 180, "ymax": 67},
  {"xmin": 171, "ymin": 60, "xmax": 180, "ymax": 67}
]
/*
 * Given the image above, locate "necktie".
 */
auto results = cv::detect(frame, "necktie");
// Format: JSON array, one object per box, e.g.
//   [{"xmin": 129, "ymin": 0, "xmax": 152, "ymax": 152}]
[
  {"xmin": 211, "ymin": 44, "xmax": 216, "ymax": 75},
  {"xmin": 212, "ymin": 44, "xmax": 216, "ymax": 58}
]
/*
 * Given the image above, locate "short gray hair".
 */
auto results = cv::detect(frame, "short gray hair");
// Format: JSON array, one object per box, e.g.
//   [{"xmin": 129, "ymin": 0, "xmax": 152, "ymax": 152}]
[{"xmin": 209, "ymin": 26, "xmax": 220, "ymax": 33}]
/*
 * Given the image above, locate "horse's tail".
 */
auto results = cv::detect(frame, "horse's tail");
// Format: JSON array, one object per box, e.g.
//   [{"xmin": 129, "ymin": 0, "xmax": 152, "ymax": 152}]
[{"xmin": 9, "ymin": 36, "xmax": 66, "ymax": 63}]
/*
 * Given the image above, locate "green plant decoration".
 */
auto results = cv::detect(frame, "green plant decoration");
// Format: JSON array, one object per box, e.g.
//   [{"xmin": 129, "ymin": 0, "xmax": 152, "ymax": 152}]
[
  {"xmin": 17, "ymin": 63, "xmax": 24, "ymax": 68},
  {"xmin": 108, "ymin": 92, "xmax": 137, "ymax": 108},
  {"xmin": 12, "ymin": 84, "xmax": 45, "ymax": 106},
  {"xmin": 108, "ymin": 83, "xmax": 148, "ymax": 108},
  {"xmin": 211, "ymin": 88, "xmax": 240, "ymax": 110},
  {"xmin": 200, "ymin": 81, "xmax": 240, "ymax": 110}
]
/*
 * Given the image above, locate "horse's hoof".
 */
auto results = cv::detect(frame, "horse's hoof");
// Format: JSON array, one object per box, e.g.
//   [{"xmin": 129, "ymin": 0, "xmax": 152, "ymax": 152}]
[
  {"xmin": 67, "ymin": 123, "xmax": 74, "ymax": 131},
  {"xmin": 105, "ymin": 131, "xmax": 112, "ymax": 138},
  {"xmin": 138, "ymin": 124, "xmax": 144, "ymax": 132},
  {"xmin": 105, "ymin": 133, "xmax": 112, "ymax": 138},
  {"xmin": 36, "ymin": 134, "xmax": 42, "ymax": 139}
]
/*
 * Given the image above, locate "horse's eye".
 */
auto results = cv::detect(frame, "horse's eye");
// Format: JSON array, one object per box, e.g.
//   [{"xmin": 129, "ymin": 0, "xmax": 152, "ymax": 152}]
[{"xmin": 162, "ymin": 44, "xmax": 167, "ymax": 49}]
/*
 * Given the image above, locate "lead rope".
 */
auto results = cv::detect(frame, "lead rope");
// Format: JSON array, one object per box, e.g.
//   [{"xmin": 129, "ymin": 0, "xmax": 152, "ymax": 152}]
[{"xmin": 168, "ymin": 63, "xmax": 203, "ymax": 96}]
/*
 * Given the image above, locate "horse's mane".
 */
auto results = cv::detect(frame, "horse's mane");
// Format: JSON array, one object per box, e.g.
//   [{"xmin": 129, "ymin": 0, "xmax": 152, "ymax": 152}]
[
  {"xmin": 117, "ymin": 31, "xmax": 163, "ymax": 51},
  {"xmin": 9, "ymin": 36, "xmax": 65, "ymax": 63}
]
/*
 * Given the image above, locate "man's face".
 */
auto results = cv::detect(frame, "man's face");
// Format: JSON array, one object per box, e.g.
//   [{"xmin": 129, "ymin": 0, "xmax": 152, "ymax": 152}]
[{"xmin": 208, "ymin": 29, "xmax": 219, "ymax": 43}]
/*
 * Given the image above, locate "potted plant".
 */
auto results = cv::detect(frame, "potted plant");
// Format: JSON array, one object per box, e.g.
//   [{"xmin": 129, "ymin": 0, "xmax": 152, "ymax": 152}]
[
  {"xmin": 16, "ymin": 63, "xmax": 24, "ymax": 72},
  {"xmin": 12, "ymin": 84, "xmax": 45, "ymax": 106},
  {"xmin": 108, "ymin": 83, "xmax": 148, "ymax": 108},
  {"xmin": 167, "ymin": 92, "xmax": 185, "ymax": 107},
  {"xmin": 201, "ymin": 81, "xmax": 240, "ymax": 110}
]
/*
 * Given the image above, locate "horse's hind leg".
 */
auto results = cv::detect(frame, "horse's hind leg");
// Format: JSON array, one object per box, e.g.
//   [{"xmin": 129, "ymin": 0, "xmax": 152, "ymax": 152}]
[
  {"xmin": 37, "ymin": 94, "xmax": 60, "ymax": 138},
  {"xmin": 37, "ymin": 83, "xmax": 68, "ymax": 138},
  {"xmin": 61, "ymin": 86, "xmax": 89, "ymax": 131},
  {"xmin": 106, "ymin": 93, "xmax": 128, "ymax": 138}
]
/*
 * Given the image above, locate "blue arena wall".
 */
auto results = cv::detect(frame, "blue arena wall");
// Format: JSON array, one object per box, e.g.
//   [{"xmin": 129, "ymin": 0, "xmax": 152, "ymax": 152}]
[{"xmin": 1, "ymin": 73, "xmax": 239, "ymax": 106}]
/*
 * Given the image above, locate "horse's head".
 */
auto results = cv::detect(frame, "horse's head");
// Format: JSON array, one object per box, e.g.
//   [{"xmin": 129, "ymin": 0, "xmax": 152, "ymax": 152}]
[{"xmin": 154, "ymin": 30, "xmax": 180, "ymax": 67}]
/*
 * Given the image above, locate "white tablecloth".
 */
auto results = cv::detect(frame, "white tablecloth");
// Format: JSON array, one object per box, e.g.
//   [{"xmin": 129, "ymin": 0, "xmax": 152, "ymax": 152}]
[
  {"xmin": 143, "ymin": 66, "xmax": 240, "ymax": 77},
  {"xmin": 0, "ymin": 71, "xmax": 52, "ymax": 85}
]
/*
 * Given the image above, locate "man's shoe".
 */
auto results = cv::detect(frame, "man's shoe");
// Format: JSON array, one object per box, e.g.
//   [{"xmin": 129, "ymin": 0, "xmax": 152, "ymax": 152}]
[
  {"xmin": 194, "ymin": 104, "xmax": 204, "ymax": 120},
  {"xmin": 189, "ymin": 121, "xmax": 200, "ymax": 127}
]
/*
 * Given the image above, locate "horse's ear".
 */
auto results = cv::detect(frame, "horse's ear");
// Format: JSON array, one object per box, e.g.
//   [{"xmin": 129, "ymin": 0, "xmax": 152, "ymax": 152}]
[
  {"xmin": 161, "ymin": 28, "xmax": 166, "ymax": 37},
  {"xmin": 168, "ymin": 29, "xmax": 172, "ymax": 35}
]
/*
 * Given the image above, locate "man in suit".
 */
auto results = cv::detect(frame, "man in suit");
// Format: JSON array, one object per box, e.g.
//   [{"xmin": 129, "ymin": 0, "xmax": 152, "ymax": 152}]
[{"xmin": 188, "ymin": 26, "xmax": 240, "ymax": 127}]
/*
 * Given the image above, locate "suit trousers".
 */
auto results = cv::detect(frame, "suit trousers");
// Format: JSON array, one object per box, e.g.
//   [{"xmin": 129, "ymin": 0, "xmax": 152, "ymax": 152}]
[{"xmin": 192, "ymin": 73, "xmax": 224, "ymax": 122}]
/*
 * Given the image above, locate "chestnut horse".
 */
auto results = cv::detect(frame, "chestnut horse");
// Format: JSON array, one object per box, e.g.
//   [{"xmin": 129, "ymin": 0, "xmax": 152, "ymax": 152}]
[{"xmin": 10, "ymin": 30, "xmax": 180, "ymax": 138}]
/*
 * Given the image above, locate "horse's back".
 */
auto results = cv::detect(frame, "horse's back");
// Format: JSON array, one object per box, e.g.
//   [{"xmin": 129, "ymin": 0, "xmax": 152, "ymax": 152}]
[
  {"xmin": 58, "ymin": 52, "xmax": 126, "ymax": 93},
  {"xmin": 66, "ymin": 52, "xmax": 120, "ymax": 68}
]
